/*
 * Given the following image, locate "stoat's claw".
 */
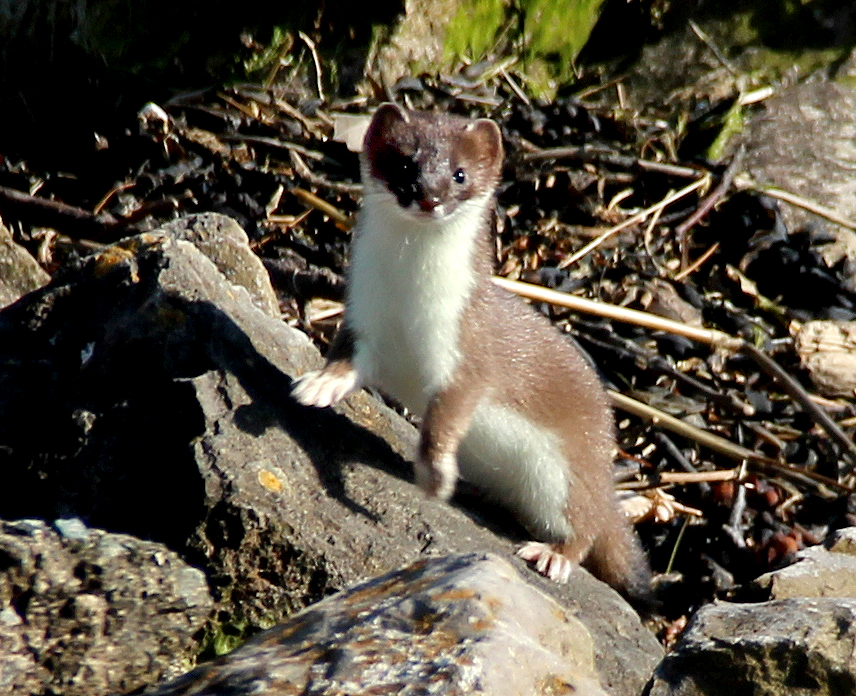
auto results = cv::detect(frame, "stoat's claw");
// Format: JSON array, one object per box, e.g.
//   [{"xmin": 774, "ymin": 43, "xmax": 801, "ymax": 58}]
[
  {"xmin": 292, "ymin": 365, "xmax": 359, "ymax": 408},
  {"xmin": 517, "ymin": 542, "xmax": 573, "ymax": 583}
]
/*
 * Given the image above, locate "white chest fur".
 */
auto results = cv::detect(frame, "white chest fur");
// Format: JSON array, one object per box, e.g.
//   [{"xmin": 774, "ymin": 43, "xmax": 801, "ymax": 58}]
[{"xmin": 347, "ymin": 189, "xmax": 489, "ymax": 417}]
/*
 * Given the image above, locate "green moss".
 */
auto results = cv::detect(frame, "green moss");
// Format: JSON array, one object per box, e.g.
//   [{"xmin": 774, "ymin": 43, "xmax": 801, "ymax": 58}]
[
  {"xmin": 705, "ymin": 97, "xmax": 743, "ymax": 163},
  {"xmin": 444, "ymin": 0, "xmax": 606, "ymax": 98},
  {"xmin": 197, "ymin": 618, "xmax": 252, "ymax": 658},
  {"xmin": 521, "ymin": 0, "xmax": 604, "ymax": 77},
  {"xmin": 745, "ymin": 46, "xmax": 844, "ymax": 82},
  {"xmin": 197, "ymin": 610, "xmax": 283, "ymax": 659},
  {"xmin": 244, "ymin": 26, "xmax": 293, "ymax": 77},
  {"xmin": 445, "ymin": 0, "xmax": 508, "ymax": 63}
]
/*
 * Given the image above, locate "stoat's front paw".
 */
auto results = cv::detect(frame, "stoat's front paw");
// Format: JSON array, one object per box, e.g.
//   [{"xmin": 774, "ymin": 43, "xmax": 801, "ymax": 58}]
[
  {"xmin": 517, "ymin": 542, "xmax": 574, "ymax": 584},
  {"xmin": 292, "ymin": 364, "xmax": 359, "ymax": 408},
  {"xmin": 414, "ymin": 453, "xmax": 458, "ymax": 501}
]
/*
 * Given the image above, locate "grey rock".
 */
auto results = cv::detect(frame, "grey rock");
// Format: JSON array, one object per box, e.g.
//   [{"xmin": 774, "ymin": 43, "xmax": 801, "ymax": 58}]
[
  {"xmin": 53, "ymin": 516, "xmax": 91, "ymax": 542},
  {"xmin": 366, "ymin": 0, "xmax": 466, "ymax": 91},
  {"xmin": 741, "ymin": 80, "xmax": 856, "ymax": 287},
  {"xmin": 795, "ymin": 321, "xmax": 856, "ymax": 399},
  {"xmin": 159, "ymin": 212, "xmax": 281, "ymax": 318},
  {"xmin": 146, "ymin": 553, "xmax": 609, "ymax": 696},
  {"xmin": 0, "ymin": 216, "xmax": 661, "ymax": 695},
  {"xmin": 754, "ymin": 545, "xmax": 856, "ymax": 600},
  {"xmin": 827, "ymin": 527, "xmax": 856, "ymax": 556},
  {"xmin": 0, "ymin": 220, "xmax": 50, "ymax": 308},
  {"xmin": 649, "ymin": 598, "xmax": 856, "ymax": 696},
  {"xmin": 752, "ymin": 527, "xmax": 856, "ymax": 600},
  {"xmin": 0, "ymin": 518, "xmax": 212, "ymax": 696}
]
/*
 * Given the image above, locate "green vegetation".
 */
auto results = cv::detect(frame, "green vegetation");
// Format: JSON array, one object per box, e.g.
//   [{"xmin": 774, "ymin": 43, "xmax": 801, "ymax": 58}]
[
  {"xmin": 445, "ymin": 0, "xmax": 508, "ymax": 65},
  {"xmin": 444, "ymin": 0, "xmax": 606, "ymax": 97}
]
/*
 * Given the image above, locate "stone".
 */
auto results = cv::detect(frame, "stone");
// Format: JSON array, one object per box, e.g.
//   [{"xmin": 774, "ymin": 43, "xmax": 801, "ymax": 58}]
[
  {"xmin": 0, "ymin": 220, "xmax": 50, "ymax": 308},
  {"xmin": 145, "ymin": 553, "xmax": 609, "ymax": 696},
  {"xmin": 158, "ymin": 212, "xmax": 281, "ymax": 318},
  {"xmin": 795, "ymin": 321, "xmax": 856, "ymax": 398},
  {"xmin": 752, "ymin": 527, "xmax": 856, "ymax": 600},
  {"xmin": 0, "ymin": 518, "xmax": 212, "ymax": 696},
  {"xmin": 365, "ymin": 0, "xmax": 466, "ymax": 90},
  {"xmin": 827, "ymin": 527, "xmax": 856, "ymax": 556},
  {"xmin": 741, "ymin": 80, "xmax": 856, "ymax": 287},
  {"xmin": 753, "ymin": 546, "xmax": 856, "ymax": 600},
  {"xmin": 649, "ymin": 598, "xmax": 856, "ymax": 696}
]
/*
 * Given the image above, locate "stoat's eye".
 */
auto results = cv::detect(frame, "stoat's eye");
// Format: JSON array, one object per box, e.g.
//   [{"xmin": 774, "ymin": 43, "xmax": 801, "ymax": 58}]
[
  {"xmin": 400, "ymin": 157, "xmax": 416, "ymax": 179},
  {"xmin": 452, "ymin": 168, "xmax": 466, "ymax": 184}
]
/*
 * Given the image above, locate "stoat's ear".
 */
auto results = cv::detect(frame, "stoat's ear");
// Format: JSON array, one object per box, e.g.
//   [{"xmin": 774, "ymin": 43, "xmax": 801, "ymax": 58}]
[
  {"xmin": 363, "ymin": 103, "xmax": 409, "ymax": 152},
  {"xmin": 464, "ymin": 118, "xmax": 504, "ymax": 174}
]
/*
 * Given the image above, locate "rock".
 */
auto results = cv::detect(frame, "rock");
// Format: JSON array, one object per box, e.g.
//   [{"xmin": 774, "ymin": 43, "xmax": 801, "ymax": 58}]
[
  {"xmin": 0, "ymin": 215, "xmax": 661, "ymax": 695},
  {"xmin": 751, "ymin": 527, "xmax": 856, "ymax": 600},
  {"xmin": 827, "ymin": 526, "xmax": 856, "ymax": 555},
  {"xmin": 366, "ymin": 0, "xmax": 464, "ymax": 89},
  {"xmin": 753, "ymin": 546, "xmax": 856, "ymax": 600},
  {"xmin": 0, "ymin": 220, "xmax": 50, "ymax": 308},
  {"xmin": 158, "ymin": 213, "xmax": 281, "ymax": 318},
  {"xmin": 649, "ymin": 598, "xmax": 856, "ymax": 696},
  {"xmin": 0, "ymin": 518, "xmax": 211, "ymax": 696},
  {"xmin": 146, "ymin": 553, "xmax": 611, "ymax": 696},
  {"xmin": 741, "ymin": 80, "xmax": 856, "ymax": 287},
  {"xmin": 795, "ymin": 320, "xmax": 856, "ymax": 398}
]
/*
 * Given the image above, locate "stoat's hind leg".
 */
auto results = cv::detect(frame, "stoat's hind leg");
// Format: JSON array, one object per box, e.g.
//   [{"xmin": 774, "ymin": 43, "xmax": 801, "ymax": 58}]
[
  {"xmin": 517, "ymin": 540, "xmax": 588, "ymax": 584},
  {"xmin": 292, "ymin": 361, "xmax": 359, "ymax": 408}
]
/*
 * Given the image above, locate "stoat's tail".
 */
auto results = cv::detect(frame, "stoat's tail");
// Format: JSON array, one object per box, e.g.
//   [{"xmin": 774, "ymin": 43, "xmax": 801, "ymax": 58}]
[{"xmin": 585, "ymin": 510, "xmax": 652, "ymax": 602}]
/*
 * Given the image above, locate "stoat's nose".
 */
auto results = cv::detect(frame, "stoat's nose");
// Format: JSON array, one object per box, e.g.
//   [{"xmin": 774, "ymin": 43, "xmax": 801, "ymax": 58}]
[{"xmin": 418, "ymin": 196, "xmax": 442, "ymax": 213}]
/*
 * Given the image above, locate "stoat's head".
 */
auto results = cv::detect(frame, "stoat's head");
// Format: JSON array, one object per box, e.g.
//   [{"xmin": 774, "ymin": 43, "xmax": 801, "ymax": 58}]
[{"xmin": 361, "ymin": 103, "xmax": 503, "ymax": 222}]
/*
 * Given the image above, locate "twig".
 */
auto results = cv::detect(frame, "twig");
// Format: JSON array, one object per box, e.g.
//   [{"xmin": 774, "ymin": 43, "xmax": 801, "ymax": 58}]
[
  {"xmin": 620, "ymin": 468, "xmax": 740, "ymax": 491},
  {"xmin": 616, "ymin": 82, "xmax": 627, "ymax": 110},
  {"xmin": 121, "ymin": 193, "xmax": 192, "ymax": 224},
  {"xmin": 659, "ymin": 469, "xmax": 739, "ymax": 484},
  {"xmin": 499, "ymin": 66, "xmax": 530, "ymax": 106},
  {"xmin": 491, "ymin": 276, "xmax": 743, "ymax": 350},
  {"xmin": 575, "ymin": 75, "xmax": 629, "ymax": 100},
  {"xmin": 93, "ymin": 181, "xmax": 135, "ymax": 215},
  {"xmin": 291, "ymin": 187, "xmax": 353, "ymax": 230},
  {"xmin": 265, "ymin": 33, "xmax": 295, "ymax": 88},
  {"xmin": 666, "ymin": 516, "xmax": 690, "ymax": 575},
  {"xmin": 723, "ymin": 479, "xmax": 748, "ymax": 549},
  {"xmin": 298, "ymin": 31, "xmax": 325, "ymax": 102},
  {"xmin": 674, "ymin": 242, "xmax": 719, "ymax": 281},
  {"xmin": 676, "ymin": 147, "xmax": 743, "ymax": 268},
  {"xmin": 522, "ymin": 145, "xmax": 704, "ymax": 179},
  {"xmin": 273, "ymin": 97, "xmax": 325, "ymax": 136},
  {"xmin": 288, "ymin": 150, "xmax": 363, "ymax": 196},
  {"xmin": 737, "ymin": 177, "xmax": 856, "ymax": 231},
  {"xmin": 0, "ymin": 185, "xmax": 127, "ymax": 239},
  {"xmin": 218, "ymin": 92, "xmax": 267, "ymax": 123},
  {"xmin": 740, "ymin": 87, "xmax": 774, "ymax": 106},
  {"xmin": 740, "ymin": 342, "xmax": 856, "ymax": 473},
  {"xmin": 652, "ymin": 431, "xmax": 712, "ymax": 497},
  {"xmin": 558, "ymin": 174, "xmax": 710, "ymax": 268},
  {"xmin": 642, "ymin": 202, "xmax": 665, "ymax": 273},
  {"xmin": 219, "ymin": 133, "xmax": 326, "ymax": 161},
  {"xmin": 689, "ymin": 20, "xmax": 737, "ymax": 76},
  {"xmin": 743, "ymin": 421, "xmax": 787, "ymax": 455}
]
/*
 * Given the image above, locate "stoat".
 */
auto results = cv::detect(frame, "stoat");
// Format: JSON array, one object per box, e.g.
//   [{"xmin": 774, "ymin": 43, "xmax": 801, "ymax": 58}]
[{"xmin": 293, "ymin": 103, "xmax": 649, "ymax": 597}]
